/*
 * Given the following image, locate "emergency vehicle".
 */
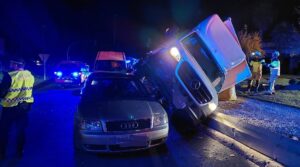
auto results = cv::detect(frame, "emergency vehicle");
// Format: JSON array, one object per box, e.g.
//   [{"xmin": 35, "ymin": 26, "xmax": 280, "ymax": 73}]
[{"xmin": 54, "ymin": 61, "xmax": 90, "ymax": 86}]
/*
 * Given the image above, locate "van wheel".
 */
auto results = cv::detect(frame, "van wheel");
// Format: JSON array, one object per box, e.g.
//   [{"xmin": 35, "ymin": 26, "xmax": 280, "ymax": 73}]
[{"xmin": 171, "ymin": 108, "xmax": 199, "ymax": 135}]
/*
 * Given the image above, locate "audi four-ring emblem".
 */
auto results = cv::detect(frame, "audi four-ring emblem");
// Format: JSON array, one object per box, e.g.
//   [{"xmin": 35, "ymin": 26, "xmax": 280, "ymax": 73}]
[{"xmin": 120, "ymin": 122, "xmax": 139, "ymax": 129}]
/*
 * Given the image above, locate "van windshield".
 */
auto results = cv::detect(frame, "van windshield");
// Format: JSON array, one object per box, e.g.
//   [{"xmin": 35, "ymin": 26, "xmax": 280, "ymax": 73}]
[{"xmin": 181, "ymin": 33, "xmax": 224, "ymax": 92}]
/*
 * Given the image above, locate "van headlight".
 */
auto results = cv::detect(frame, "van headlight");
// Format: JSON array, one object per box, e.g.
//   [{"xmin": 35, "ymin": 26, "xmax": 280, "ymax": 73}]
[
  {"xmin": 169, "ymin": 47, "xmax": 181, "ymax": 62},
  {"xmin": 153, "ymin": 113, "xmax": 168, "ymax": 127},
  {"xmin": 208, "ymin": 102, "xmax": 217, "ymax": 111},
  {"xmin": 80, "ymin": 120, "xmax": 103, "ymax": 131}
]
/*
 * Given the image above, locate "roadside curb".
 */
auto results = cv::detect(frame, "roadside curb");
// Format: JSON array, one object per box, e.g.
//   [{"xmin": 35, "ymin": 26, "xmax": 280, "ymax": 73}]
[
  {"xmin": 237, "ymin": 93, "xmax": 300, "ymax": 110},
  {"xmin": 206, "ymin": 112, "xmax": 300, "ymax": 167}
]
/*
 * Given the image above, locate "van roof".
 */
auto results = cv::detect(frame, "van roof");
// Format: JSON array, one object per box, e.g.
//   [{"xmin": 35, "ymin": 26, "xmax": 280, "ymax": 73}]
[{"xmin": 96, "ymin": 51, "xmax": 126, "ymax": 61}]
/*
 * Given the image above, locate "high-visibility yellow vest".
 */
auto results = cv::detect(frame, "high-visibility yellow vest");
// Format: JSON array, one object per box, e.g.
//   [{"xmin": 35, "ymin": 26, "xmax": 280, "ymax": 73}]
[
  {"xmin": 250, "ymin": 61, "xmax": 262, "ymax": 73},
  {"xmin": 1, "ymin": 70, "xmax": 34, "ymax": 107}
]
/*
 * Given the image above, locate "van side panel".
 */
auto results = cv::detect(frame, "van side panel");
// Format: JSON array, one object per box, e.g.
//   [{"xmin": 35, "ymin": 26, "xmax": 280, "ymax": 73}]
[
  {"xmin": 195, "ymin": 14, "xmax": 251, "ymax": 92},
  {"xmin": 220, "ymin": 60, "xmax": 251, "ymax": 92},
  {"xmin": 223, "ymin": 18, "xmax": 241, "ymax": 46},
  {"xmin": 195, "ymin": 14, "xmax": 245, "ymax": 71}
]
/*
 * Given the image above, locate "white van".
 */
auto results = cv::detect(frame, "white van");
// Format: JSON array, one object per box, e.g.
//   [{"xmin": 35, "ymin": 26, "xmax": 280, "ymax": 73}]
[
  {"xmin": 94, "ymin": 51, "xmax": 127, "ymax": 72},
  {"xmin": 143, "ymin": 14, "xmax": 251, "ymax": 120}
]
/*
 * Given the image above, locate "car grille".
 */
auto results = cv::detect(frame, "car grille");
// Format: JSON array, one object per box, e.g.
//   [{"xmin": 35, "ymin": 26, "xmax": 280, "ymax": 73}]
[
  {"xmin": 177, "ymin": 62, "xmax": 212, "ymax": 104},
  {"xmin": 106, "ymin": 119, "xmax": 151, "ymax": 132}
]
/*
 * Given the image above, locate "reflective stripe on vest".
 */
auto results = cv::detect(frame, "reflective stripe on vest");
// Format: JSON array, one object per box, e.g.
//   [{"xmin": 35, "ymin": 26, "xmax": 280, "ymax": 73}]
[
  {"xmin": 1, "ymin": 70, "xmax": 35, "ymax": 107},
  {"xmin": 270, "ymin": 60, "xmax": 280, "ymax": 76}
]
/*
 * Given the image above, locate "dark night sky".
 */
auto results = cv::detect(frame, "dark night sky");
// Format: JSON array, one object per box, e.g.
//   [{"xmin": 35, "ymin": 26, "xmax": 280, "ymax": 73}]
[{"xmin": 0, "ymin": 0, "xmax": 298, "ymax": 64}]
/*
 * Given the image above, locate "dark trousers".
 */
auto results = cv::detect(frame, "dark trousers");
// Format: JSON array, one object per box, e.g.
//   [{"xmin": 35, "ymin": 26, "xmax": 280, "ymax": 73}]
[{"xmin": 0, "ymin": 102, "xmax": 31, "ymax": 155}]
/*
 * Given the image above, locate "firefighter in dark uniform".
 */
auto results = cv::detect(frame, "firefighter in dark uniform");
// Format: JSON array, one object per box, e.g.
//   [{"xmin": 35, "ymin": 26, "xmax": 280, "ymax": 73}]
[{"xmin": 0, "ymin": 57, "xmax": 34, "ymax": 159}]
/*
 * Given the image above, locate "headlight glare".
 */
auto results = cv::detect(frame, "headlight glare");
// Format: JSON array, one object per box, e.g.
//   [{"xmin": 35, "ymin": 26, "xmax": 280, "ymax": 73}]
[
  {"xmin": 169, "ymin": 47, "xmax": 181, "ymax": 62},
  {"xmin": 72, "ymin": 72, "xmax": 79, "ymax": 77},
  {"xmin": 55, "ymin": 71, "xmax": 63, "ymax": 77},
  {"xmin": 208, "ymin": 102, "xmax": 217, "ymax": 111}
]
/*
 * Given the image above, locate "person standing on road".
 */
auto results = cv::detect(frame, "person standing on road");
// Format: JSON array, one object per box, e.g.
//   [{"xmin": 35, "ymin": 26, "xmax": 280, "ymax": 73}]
[
  {"xmin": 0, "ymin": 57, "xmax": 35, "ymax": 159},
  {"xmin": 247, "ymin": 51, "xmax": 265, "ymax": 93},
  {"xmin": 266, "ymin": 51, "xmax": 280, "ymax": 95}
]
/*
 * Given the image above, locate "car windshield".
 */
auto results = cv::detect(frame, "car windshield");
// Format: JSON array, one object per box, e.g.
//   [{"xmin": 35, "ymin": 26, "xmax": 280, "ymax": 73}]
[
  {"xmin": 181, "ymin": 33, "xmax": 225, "ymax": 92},
  {"xmin": 83, "ymin": 77, "xmax": 150, "ymax": 100}
]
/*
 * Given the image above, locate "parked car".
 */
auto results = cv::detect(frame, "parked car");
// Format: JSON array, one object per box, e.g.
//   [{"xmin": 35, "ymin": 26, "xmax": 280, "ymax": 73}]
[
  {"xmin": 54, "ymin": 61, "xmax": 90, "ymax": 86},
  {"xmin": 73, "ymin": 71, "xmax": 169, "ymax": 152}
]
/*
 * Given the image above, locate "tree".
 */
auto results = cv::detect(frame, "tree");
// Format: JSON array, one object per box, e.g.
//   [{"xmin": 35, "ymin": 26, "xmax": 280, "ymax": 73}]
[{"xmin": 238, "ymin": 30, "xmax": 265, "ymax": 59}]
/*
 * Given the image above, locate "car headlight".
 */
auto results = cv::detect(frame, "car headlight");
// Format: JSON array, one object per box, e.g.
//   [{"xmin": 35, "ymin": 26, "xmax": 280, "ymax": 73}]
[
  {"xmin": 80, "ymin": 120, "xmax": 103, "ymax": 131},
  {"xmin": 153, "ymin": 113, "xmax": 168, "ymax": 127},
  {"xmin": 72, "ymin": 72, "xmax": 80, "ymax": 78},
  {"xmin": 54, "ymin": 71, "xmax": 63, "ymax": 77}
]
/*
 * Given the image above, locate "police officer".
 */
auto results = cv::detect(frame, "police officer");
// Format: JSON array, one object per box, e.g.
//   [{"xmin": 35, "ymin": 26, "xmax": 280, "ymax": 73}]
[
  {"xmin": 0, "ymin": 57, "xmax": 34, "ymax": 159},
  {"xmin": 266, "ymin": 51, "xmax": 280, "ymax": 95},
  {"xmin": 247, "ymin": 51, "xmax": 265, "ymax": 93}
]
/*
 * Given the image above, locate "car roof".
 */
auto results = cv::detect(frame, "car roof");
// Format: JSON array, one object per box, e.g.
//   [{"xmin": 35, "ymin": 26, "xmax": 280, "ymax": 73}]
[{"xmin": 88, "ymin": 71, "xmax": 136, "ymax": 79}]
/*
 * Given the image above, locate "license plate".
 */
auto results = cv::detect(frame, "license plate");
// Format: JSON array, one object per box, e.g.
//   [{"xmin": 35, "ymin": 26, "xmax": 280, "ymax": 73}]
[
  {"xmin": 64, "ymin": 80, "xmax": 72, "ymax": 83},
  {"xmin": 120, "ymin": 135, "xmax": 148, "ymax": 147}
]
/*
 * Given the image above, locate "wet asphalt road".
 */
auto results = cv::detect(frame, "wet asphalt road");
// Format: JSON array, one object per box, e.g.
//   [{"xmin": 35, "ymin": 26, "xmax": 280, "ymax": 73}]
[{"xmin": 0, "ymin": 85, "xmax": 257, "ymax": 167}]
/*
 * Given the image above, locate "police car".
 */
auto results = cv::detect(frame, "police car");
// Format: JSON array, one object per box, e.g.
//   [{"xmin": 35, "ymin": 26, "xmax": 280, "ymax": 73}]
[{"xmin": 54, "ymin": 61, "xmax": 90, "ymax": 86}]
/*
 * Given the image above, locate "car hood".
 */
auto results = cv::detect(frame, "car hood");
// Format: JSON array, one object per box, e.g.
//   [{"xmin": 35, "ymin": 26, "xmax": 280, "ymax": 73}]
[{"xmin": 79, "ymin": 100, "xmax": 165, "ymax": 121}]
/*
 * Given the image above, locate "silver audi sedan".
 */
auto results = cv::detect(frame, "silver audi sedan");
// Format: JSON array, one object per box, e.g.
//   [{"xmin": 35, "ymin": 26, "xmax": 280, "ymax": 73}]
[{"xmin": 73, "ymin": 72, "xmax": 169, "ymax": 152}]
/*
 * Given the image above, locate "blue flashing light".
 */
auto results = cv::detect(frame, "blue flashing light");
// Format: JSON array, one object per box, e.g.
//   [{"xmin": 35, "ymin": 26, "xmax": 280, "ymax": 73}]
[
  {"xmin": 55, "ymin": 71, "xmax": 63, "ymax": 77},
  {"xmin": 72, "ymin": 72, "xmax": 79, "ymax": 77},
  {"xmin": 126, "ymin": 60, "xmax": 131, "ymax": 64}
]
